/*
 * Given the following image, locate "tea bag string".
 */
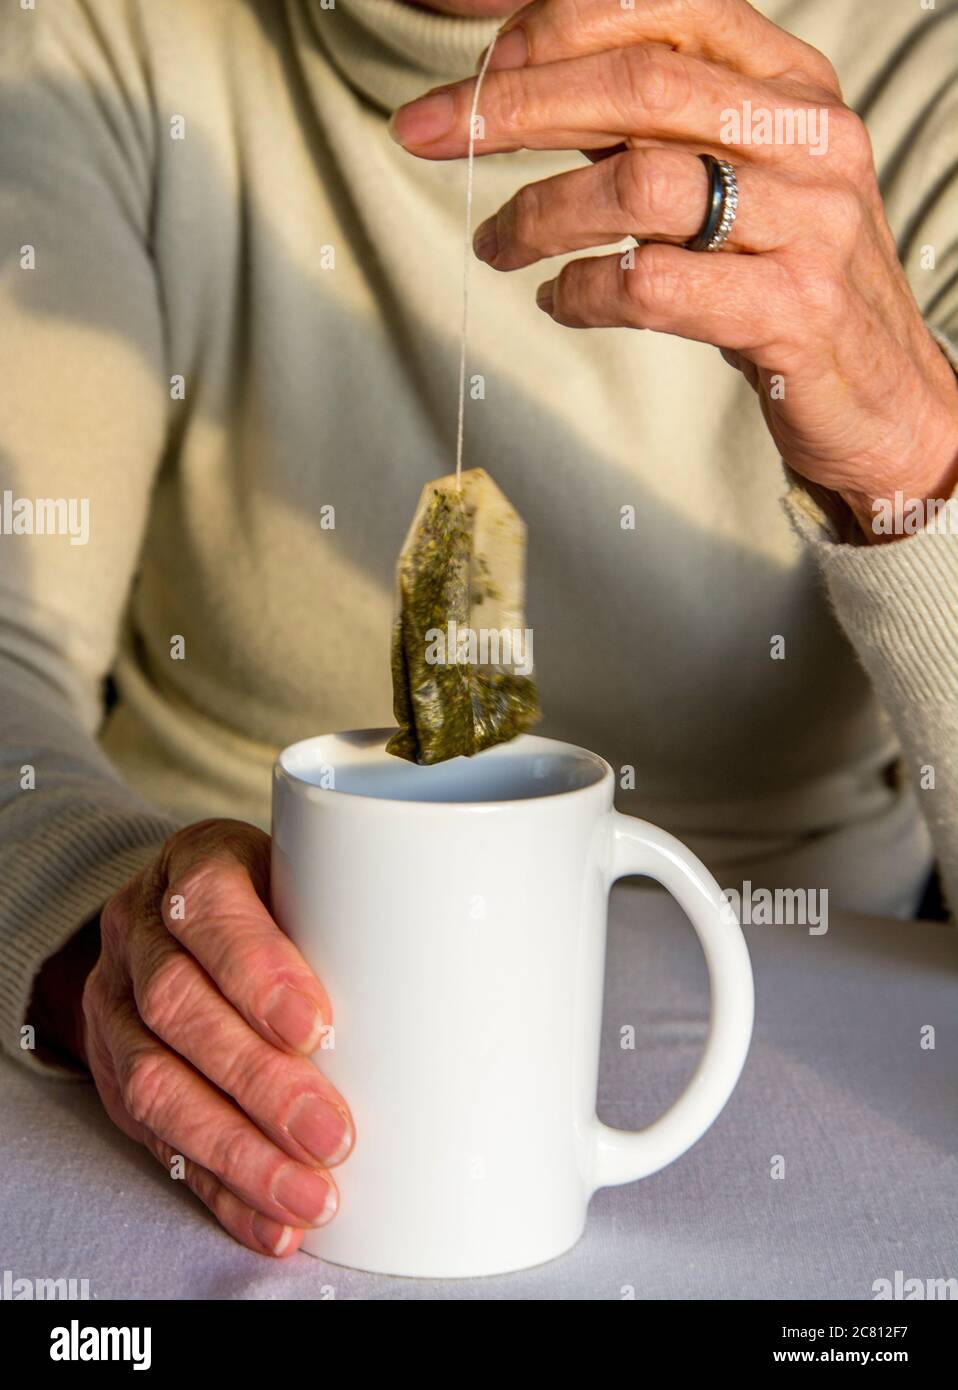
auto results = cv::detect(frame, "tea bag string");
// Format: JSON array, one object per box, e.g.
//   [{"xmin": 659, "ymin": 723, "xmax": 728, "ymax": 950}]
[{"xmin": 455, "ymin": 33, "xmax": 499, "ymax": 493}]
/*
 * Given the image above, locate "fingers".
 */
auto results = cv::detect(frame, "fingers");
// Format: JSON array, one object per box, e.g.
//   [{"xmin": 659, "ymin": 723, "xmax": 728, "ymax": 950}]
[
  {"xmin": 150, "ymin": 1136, "xmax": 306, "ymax": 1259},
  {"xmin": 88, "ymin": 822, "xmax": 352, "ymax": 1259},
  {"xmin": 474, "ymin": 147, "xmax": 788, "ymax": 269},
  {"xmin": 159, "ymin": 821, "xmax": 332, "ymax": 1056},
  {"xmin": 389, "ymin": 44, "xmax": 831, "ymax": 161},
  {"xmin": 127, "ymin": 922, "xmax": 353, "ymax": 1168},
  {"xmin": 84, "ymin": 985, "xmax": 306, "ymax": 1257},
  {"xmin": 103, "ymin": 991, "xmax": 339, "ymax": 1231},
  {"xmin": 483, "ymin": 0, "xmax": 841, "ymax": 92},
  {"xmin": 537, "ymin": 241, "xmax": 783, "ymax": 355}
]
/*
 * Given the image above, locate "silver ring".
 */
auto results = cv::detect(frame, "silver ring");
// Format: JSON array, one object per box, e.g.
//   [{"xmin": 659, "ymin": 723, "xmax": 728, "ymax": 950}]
[{"xmin": 703, "ymin": 158, "xmax": 739, "ymax": 252}]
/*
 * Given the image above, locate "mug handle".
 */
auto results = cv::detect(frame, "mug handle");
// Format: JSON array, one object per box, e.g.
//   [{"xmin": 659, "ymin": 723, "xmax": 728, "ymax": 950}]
[{"xmin": 588, "ymin": 811, "xmax": 754, "ymax": 1190}]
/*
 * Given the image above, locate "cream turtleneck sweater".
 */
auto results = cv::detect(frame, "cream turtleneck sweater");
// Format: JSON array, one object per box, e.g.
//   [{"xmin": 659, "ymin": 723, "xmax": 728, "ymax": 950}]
[{"xmin": 1, "ymin": 0, "xmax": 956, "ymax": 1076}]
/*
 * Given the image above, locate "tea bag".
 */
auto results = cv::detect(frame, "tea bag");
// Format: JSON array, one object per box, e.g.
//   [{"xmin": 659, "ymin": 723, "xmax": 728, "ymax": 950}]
[
  {"xmin": 386, "ymin": 44, "xmax": 540, "ymax": 764},
  {"xmin": 387, "ymin": 467, "xmax": 540, "ymax": 765}
]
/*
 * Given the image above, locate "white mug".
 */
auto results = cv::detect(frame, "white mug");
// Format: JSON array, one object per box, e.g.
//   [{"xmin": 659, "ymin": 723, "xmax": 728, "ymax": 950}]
[{"xmin": 271, "ymin": 729, "xmax": 754, "ymax": 1278}]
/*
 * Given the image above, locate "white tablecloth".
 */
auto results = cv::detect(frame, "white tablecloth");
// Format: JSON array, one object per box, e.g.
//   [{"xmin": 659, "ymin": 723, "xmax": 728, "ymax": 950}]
[{"xmin": 2, "ymin": 885, "xmax": 955, "ymax": 1299}]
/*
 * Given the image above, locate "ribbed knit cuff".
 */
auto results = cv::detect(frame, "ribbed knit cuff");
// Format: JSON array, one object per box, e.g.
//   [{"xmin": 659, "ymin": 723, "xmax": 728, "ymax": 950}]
[
  {"xmin": 780, "ymin": 325, "xmax": 958, "ymax": 918},
  {"xmin": 1, "ymin": 803, "xmax": 178, "ymax": 1080}
]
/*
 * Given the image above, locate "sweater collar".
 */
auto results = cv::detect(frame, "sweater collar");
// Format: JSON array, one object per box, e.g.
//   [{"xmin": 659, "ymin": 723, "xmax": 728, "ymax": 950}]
[{"xmin": 306, "ymin": 0, "xmax": 500, "ymax": 113}]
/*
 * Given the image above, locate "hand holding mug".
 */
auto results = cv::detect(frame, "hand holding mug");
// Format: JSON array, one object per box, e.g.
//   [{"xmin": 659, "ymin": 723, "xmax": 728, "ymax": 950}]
[{"xmin": 78, "ymin": 819, "xmax": 353, "ymax": 1256}]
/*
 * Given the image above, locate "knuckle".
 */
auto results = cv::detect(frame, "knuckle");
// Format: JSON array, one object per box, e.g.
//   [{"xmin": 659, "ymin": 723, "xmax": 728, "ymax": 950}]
[
  {"xmin": 627, "ymin": 245, "xmax": 678, "ymax": 315},
  {"xmin": 165, "ymin": 820, "xmax": 269, "ymax": 898},
  {"xmin": 138, "ymin": 952, "xmax": 197, "ymax": 1037},
  {"xmin": 776, "ymin": 50, "xmax": 841, "ymax": 96},
  {"xmin": 99, "ymin": 885, "xmax": 134, "ymax": 955},
  {"xmin": 828, "ymin": 104, "xmax": 872, "ymax": 171},
  {"xmin": 551, "ymin": 260, "xmax": 578, "ymax": 319},
  {"xmin": 169, "ymin": 857, "xmax": 228, "ymax": 915},
  {"xmin": 184, "ymin": 1162, "xmax": 220, "ymax": 1210},
  {"xmin": 120, "ymin": 1048, "xmax": 169, "ymax": 1129},
  {"xmin": 81, "ymin": 962, "xmax": 105, "ymax": 1026},
  {"xmin": 790, "ymin": 258, "xmax": 847, "ymax": 322},
  {"xmin": 813, "ymin": 53, "xmax": 841, "ymax": 94},
  {"xmin": 209, "ymin": 1122, "xmax": 256, "ymax": 1184},
  {"xmin": 617, "ymin": 46, "xmax": 687, "ymax": 120},
  {"xmin": 638, "ymin": 154, "xmax": 677, "ymax": 224},
  {"xmin": 509, "ymin": 180, "xmax": 546, "ymax": 252},
  {"xmin": 220, "ymin": 1038, "xmax": 286, "ymax": 1108},
  {"xmin": 166, "ymin": 859, "xmax": 257, "ymax": 939},
  {"xmin": 486, "ymin": 68, "xmax": 526, "ymax": 137},
  {"xmin": 612, "ymin": 150, "xmax": 645, "ymax": 221}
]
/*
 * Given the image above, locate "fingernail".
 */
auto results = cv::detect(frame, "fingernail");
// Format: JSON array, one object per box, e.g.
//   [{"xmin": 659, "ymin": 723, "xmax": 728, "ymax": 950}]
[
  {"xmin": 287, "ymin": 1095, "xmax": 352, "ymax": 1165},
  {"xmin": 473, "ymin": 218, "xmax": 498, "ymax": 262},
  {"xmin": 484, "ymin": 26, "xmax": 528, "ymax": 71},
  {"xmin": 273, "ymin": 1163, "xmax": 338, "ymax": 1226},
  {"xmin": 263, "ymin": 985, "xmax": 326, "ymax": 1053},
  {"xmin": 388, "ymin": 90, "xmax": 455, "ymax": 147},
  {"xmin": 251, "ymin": 1214, "xmax": 295, "ymax": 1256},
  {"xmin": 536, "ymin": 280, "xmax": 555, "ymax": 314}
]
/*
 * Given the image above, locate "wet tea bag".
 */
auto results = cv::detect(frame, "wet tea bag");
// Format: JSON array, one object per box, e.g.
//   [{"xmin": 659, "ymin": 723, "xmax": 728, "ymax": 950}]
[
  {"xmin": 386, "ymin": 40, "xmax": 539, "ymax": 764},
  {"xmin": 387, "ymin": 467, "xmax": 540, "ymax": 765}
]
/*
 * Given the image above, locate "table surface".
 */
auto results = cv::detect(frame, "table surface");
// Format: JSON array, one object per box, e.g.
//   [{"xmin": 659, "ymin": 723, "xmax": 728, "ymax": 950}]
[{"xmin": 2, "ymin": 885, "xmax": 956, "ymax": 1300}]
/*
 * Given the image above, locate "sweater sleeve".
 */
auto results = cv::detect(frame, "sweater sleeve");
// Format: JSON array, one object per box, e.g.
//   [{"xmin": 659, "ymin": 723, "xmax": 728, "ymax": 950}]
[
  {"xmin": 780, "ymin": 2, "xmax": 958, "ymax": 919},
  {"xmin": 782, "ymin": 420, "xmax": 958, "ymax": 921},
  {"xmin": 781, "ymin": 0, "xmax": 958, "ymax": 917},
  {"xmin": 0, "ymin": 2, "xmax": 180, "ymax": 1078}
]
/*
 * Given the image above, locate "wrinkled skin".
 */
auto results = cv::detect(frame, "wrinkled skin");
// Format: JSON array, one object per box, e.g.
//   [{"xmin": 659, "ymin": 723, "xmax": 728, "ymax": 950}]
[
  {"xmin": 391, "ymin": 0, "xmax": 958, "ymax": 541},
  {"xmin": 79, "ymin": 820, "xmax": 353, "ymax": 1257}
]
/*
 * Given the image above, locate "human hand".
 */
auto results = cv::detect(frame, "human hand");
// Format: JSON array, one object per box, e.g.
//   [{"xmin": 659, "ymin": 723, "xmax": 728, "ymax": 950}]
[
  {"xmin": 390, "ymin": 0, "xmax": 958, "ymax": 540},
  {"xmin": 80, "ymin": 819, "xmax": 352, "ymax": 1257}
]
